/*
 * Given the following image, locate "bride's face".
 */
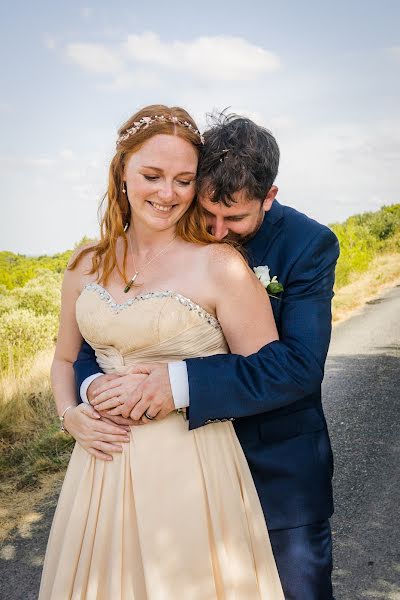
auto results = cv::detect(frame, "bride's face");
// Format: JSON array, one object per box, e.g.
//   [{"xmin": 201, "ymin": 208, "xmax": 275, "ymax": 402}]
[{"xmin": 123, "ymin": 134, "xmax": 198, "ymax": 233}]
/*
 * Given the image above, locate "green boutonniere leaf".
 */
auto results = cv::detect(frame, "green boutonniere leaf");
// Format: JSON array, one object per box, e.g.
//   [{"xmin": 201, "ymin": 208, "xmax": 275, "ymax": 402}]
[{"xmin": 266, "ymin": 281, "xmax": 284, "ymax": 295}]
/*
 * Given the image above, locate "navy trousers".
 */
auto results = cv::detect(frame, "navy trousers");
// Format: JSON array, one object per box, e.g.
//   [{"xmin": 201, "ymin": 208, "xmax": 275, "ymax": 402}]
[{"xmin": 269, "ymin": 520, "xmax": 334, "ymax": 600}]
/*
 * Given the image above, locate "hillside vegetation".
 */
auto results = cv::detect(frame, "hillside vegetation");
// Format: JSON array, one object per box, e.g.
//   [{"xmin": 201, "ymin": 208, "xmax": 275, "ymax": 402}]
[{"xmin": 330, "ymin": 203, "xmax": 400, "ymax": 288}]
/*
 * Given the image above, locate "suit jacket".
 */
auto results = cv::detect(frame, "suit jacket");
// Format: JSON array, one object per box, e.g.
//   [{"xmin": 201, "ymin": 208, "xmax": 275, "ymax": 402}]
[{"xmin": 74, "ymin": 200, "xmax": 340, "ymax": 531}]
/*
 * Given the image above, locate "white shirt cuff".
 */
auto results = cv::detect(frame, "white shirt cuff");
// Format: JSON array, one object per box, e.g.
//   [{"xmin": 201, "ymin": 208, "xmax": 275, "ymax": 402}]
[
  {"xmin": 80, "ymin": 373, "xmax": 103, "ymax": 404},
  {"xmin": 168, "ymin": 361, "xmax": 190, "ymax": 409}
]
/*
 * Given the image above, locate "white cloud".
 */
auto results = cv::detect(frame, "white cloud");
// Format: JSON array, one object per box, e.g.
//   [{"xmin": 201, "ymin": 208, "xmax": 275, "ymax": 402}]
[
  {"xmin": 124, "ymin": 33, "xmax": 280, "ymax": 81},
  {"xmin": 65, "ymin": 33, "xmax": 280, "ymax": 84},
  {"xmin": 66, "ymin": 43, "xmax": 123, "ymax": 74}
]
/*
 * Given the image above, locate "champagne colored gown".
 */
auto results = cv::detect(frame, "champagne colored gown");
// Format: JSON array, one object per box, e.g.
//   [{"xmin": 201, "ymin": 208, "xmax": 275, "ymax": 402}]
[{"xmin": 39, "ymin": 283, "xmax": 284, "ymax": 599}]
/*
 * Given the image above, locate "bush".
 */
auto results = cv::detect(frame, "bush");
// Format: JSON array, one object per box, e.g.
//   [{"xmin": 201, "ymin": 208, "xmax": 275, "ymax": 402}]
[
  {"xmin": 0, "ymin": 250, "xmax": 72, "ymax": 290},
  {"xmin": 330, "ymin": 203, "xmax": 400, "ymax": 288},
  {"xmin": 11, "ymin": 270, "xmax": 62, "ymax": 316},
  {"xmin": 0, "ymin": 308, "xmax": 58, "ymax": 374}
]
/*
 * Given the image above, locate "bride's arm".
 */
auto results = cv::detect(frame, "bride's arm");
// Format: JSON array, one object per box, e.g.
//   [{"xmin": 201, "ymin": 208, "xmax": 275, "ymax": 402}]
[
  {"xmin": 51, "ymin": 266, "xmax": 84, "ymax": 418},
  {"xmin": 209, "ymin": 245, "xmax": 279, "ymax": 356},
  {"xmin": 51, "ymin": 262, "xmax": 131, "ymax": 460}
]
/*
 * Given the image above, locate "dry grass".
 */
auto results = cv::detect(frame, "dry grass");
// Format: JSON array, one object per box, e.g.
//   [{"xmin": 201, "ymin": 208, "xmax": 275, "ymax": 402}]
[
  {"xmin": 333, "ymin": 253, "xmax": 400, "ymax": 324},
  {"xmin": 0, "ymin": 350, "xmax": 73, "ymax": 541}
]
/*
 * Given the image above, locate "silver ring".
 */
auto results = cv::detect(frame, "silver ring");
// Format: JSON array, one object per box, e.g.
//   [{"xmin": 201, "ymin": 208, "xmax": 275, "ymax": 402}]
[{"xmin": 144, "ymin": 411, "xmax": 156, "ymax": 420}]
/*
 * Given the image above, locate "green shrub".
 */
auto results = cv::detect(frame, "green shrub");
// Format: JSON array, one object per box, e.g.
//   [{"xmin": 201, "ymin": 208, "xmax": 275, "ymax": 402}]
[
  {"xmin": 0, "ymin": 236, "xmax": 95, "ymax": 291},
  {"xmin": 330, "ymin": 203, "xmax": 400, "ymax": 288},
  {"xmin": 11, "ymin": 270, "xmax": 62, "ymax": 316},
  {"xmin": 0, "ymin": 308, "xmax": 58, "ymax": 373}
]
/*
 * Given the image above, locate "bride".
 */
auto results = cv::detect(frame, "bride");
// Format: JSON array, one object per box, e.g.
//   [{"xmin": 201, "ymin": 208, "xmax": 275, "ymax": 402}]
[{"xmin": 39, "ymin": 105, "xmax": 284, "ymax": 599}]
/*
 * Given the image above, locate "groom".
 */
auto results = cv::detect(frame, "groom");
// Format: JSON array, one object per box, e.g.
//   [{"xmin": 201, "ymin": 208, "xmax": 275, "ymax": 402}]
[{"xmin": 74, "ymin": 114, "xmax": 339, "ymax": 599}]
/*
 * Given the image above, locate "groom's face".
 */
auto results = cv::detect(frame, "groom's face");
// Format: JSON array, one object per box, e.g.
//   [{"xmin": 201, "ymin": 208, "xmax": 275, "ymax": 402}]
[{"xmin": 198, "ymin": 186, "xmax": 277, "ymax": 242}]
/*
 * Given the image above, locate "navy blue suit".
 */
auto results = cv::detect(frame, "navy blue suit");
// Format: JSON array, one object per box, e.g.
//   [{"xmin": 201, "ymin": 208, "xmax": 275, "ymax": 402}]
[{"xmin": 74, "ymin": 200, "xmax": 340, "ymax": 599}]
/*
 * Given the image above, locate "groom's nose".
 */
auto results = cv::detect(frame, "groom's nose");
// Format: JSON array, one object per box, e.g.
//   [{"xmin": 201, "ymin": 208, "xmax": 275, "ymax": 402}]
[{"xmin": 212, "ymin": 217, "xmax": 229, "ymax": 240}]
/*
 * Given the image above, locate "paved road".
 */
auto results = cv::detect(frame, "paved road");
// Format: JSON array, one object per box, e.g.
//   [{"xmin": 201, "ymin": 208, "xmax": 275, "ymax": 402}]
[
  {"xmin": 1, "ymin": 285, "xmax": 399, "ymax": 600},
  {"xmin": 326, "ymin": 284, "xmax": 400, "ymax": 600}
]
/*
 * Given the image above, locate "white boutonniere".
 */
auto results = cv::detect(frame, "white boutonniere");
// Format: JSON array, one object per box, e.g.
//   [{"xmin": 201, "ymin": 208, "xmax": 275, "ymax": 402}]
[{"xmin": 253, "ymin": 266, "xmax": 284, "ymax": 299}]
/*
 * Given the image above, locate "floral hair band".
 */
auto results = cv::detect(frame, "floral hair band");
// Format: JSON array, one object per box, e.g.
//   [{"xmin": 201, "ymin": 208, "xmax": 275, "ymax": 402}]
[{"xmin": 116, "ymin": 115, "xmax": 205, "ymax": 147}]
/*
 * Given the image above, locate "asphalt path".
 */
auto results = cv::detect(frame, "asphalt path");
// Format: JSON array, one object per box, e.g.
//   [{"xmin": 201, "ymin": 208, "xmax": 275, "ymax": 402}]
[
  {"xmin": 326, "ymin": 284, "xmax": 400, "ymax": 600},
  {"xmin": 0, "ymin": 284, "xmax": 399, "ymax": 600}
]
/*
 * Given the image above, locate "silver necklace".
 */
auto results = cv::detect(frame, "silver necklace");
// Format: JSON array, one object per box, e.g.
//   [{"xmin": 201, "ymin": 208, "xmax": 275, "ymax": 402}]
[{"xmin": 124, "ymin": 232, "xmax": 176, "ymax": 293}]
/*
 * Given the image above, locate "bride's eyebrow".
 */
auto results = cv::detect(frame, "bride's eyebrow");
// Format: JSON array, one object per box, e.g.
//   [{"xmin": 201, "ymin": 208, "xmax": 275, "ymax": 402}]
[{"xmin": 141, "ymin": 166, "xmax": 196, "ymax": 176}]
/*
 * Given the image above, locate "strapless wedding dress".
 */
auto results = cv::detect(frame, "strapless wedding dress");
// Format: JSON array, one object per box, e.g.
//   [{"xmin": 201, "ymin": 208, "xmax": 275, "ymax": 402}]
[{"xmin": 39, "ymin": 283, "xmax": 284, "ymax": 599}]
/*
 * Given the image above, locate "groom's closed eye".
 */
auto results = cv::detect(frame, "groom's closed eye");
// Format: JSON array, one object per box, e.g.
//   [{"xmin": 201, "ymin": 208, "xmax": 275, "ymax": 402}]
[{"xmin": 202, "ymin": 209, "xmax": 247, "ymax": 222}]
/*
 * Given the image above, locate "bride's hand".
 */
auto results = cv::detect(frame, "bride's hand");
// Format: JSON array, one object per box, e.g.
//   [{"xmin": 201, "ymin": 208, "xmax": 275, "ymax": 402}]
[
  {"xmin": 90, "ymin": 373, "xmax": 148, "ymax": 412},
  {"xmin": 63, "ymin": 403, "xmax": 131, "ymax": 461}
]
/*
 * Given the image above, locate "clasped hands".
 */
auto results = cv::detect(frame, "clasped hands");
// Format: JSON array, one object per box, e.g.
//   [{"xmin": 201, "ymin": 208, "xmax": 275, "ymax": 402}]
[
  {"xmin": 88, "ymin": 363, "xmax": 175, "ymax": 424},
  {"xmin": 63, "ymin": 363, "xmax": 175, "ymax": 461}
]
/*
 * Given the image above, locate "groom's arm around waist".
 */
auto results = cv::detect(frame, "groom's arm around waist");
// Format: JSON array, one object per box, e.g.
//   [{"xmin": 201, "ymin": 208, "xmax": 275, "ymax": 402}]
[
  {"xmin": 186, "ymin": 227, "xmax": 340, "ymax": 430},
  {"xmin": 73, "ymin": 340, "xmax": 105, "ymax": 404}
]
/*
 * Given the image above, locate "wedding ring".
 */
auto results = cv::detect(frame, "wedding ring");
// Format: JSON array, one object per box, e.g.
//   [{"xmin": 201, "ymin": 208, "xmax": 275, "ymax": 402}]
[{"xmin": 144, "ymin": 411, "xmax": 156, "ymax": 420}]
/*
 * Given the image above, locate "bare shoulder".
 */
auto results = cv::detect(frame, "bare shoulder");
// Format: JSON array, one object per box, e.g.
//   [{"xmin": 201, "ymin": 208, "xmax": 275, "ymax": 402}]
[{"xmin": 205, "ymin": 243, "xmax": 253, "ymax": 286}]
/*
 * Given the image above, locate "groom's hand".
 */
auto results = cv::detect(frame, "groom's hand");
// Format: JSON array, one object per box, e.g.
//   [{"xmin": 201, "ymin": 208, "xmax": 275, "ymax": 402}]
[
  {"xmin": 87, "ymin": 373, "xmax": 142, "ymax": 425},
  {"xmin": 107, "ymin": 363, "xmax": 175, "ymax": 422},
  {"xmin": 90, "ymin": 373, "xmax": 148, "ymax": 412},
  {"xmin": 87, "ymin": 374, "xmax": 118, "ymax": 405}
]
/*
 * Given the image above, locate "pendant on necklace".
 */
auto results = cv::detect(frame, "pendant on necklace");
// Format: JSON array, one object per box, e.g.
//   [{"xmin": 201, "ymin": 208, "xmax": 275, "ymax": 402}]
[{"xmin": 124, "ymin": 272, "xmax": 141, "ymax": 293}]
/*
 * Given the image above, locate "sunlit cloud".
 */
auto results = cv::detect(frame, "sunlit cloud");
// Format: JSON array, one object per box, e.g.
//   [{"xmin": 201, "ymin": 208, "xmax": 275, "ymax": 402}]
[
  {"xmin": 123, "ymin": 32, "xmax": 281, "ymax": 81},
  {"xmin": 65, "ymin": 32, "xmax": 281, "ymax": 85}
]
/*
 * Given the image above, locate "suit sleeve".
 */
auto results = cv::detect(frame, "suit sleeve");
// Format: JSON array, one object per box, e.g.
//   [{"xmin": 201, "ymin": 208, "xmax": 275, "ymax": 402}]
[
  {"xmin": 186, "ymin": 227, "xmax": 340, "ymax": 429},
  {"xmin": 73, "ymin": 341, "xmax": 105, "ymax": 404}
]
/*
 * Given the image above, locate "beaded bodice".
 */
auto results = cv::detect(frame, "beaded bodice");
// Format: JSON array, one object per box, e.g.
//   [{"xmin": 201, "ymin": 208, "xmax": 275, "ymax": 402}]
[{"xmin": 76, "ymin": 283, "xmax": 228, "ymax": 374}]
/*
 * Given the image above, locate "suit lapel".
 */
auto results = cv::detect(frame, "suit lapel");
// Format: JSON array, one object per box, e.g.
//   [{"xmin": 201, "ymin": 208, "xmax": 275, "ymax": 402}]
[{"xmin": 244, "ymin": 200, "xmax": 284, "ymax": 268}]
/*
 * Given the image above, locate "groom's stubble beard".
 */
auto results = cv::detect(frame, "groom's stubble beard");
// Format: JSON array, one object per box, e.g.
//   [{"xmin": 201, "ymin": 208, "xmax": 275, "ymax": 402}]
[{"xmin": 212, "ymin": 205, "xmax": 265, "ymax": 246}]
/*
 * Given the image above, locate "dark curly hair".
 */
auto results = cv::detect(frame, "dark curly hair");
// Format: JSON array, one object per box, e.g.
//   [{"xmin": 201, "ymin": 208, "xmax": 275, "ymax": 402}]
[{"xmin": 197, "ymin": 111, "xmax": 280, "ymax": 206}]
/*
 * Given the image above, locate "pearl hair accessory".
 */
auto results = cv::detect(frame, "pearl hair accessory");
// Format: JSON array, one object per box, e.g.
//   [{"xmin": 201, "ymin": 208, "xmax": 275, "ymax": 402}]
[{"xmin": 116, "ymin": 115, "xmax": 204, "ymax": 147}]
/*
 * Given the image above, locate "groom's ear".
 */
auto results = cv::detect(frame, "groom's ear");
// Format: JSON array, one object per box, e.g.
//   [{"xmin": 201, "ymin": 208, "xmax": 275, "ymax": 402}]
[{"xmin": 262, "ymin": 185, "xmax": 278, "ymax": 213}]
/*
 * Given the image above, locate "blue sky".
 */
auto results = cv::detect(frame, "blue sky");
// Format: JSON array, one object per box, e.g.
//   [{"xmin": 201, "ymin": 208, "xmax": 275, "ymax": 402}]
[{"xmin": 1, "ymin": 0, "xmax": 399, "ymax": 254}]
